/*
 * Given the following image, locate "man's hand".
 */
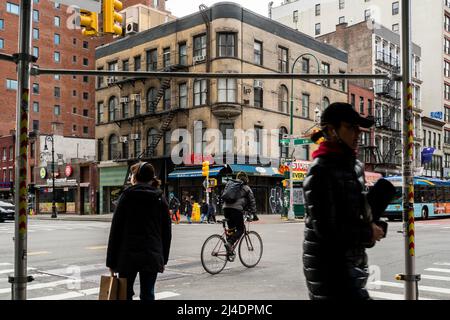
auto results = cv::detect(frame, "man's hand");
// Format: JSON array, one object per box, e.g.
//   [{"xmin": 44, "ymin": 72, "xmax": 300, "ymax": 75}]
[{"xmin": 371, "ymin": 222, "xmax": 385, "ymax": 242}]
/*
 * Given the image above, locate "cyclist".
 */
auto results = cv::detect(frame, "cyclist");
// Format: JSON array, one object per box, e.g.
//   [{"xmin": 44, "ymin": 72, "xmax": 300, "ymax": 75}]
[{"xmin": 222, "ymin": 171, "xmax": 258, "ymax": 254}]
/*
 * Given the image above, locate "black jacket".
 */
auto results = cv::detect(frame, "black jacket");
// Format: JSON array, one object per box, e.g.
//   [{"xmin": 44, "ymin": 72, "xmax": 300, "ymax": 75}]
[
  {"xmin": 106, "ymin": 184, "xmax": 172, "ymax": 274},
  {"xmin": 302, "ymin": 149, "xmax": 374, "ymax": 300}
]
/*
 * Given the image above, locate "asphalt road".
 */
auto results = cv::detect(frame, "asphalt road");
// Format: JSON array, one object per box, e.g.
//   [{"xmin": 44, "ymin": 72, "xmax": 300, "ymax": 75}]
[{"xmin": 0, "ymin": 217, "xmax": 450, "ymax": 300}]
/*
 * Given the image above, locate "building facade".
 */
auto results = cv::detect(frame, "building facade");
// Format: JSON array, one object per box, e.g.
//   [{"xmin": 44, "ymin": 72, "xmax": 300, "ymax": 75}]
[
  {"xmin": 95, "ymin": 2, "xmax": 348, "ymax": 214},
  {"xmin": 0, "ymin": 134, "xmax": 15, "ymax": 199},
  {"xmin": 272, "ymin": 0, "xmax": 450, "ymax": 178},
  {"xmin": 317, "ymin": 22, "xmax": 422, "ymax": 176}
]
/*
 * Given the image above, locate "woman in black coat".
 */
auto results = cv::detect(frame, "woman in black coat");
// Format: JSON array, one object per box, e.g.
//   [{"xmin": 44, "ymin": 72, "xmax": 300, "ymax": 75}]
[
  {"xmin": 303, "ymin": 102, "xmax": 385, "ymax": 300},
  {"xmin": 106, "ymin": 162, "xmax": 172, "ymax": 300}
]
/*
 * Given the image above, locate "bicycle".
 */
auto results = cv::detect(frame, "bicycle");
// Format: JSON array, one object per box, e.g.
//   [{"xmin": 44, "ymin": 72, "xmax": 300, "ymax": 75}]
[{"xmin": 200, "ymin": 213, "xmax": 263, "ymax": 275}]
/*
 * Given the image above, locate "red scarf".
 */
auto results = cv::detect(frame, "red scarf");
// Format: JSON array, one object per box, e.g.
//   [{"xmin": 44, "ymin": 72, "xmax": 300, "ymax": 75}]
[{"xmin": 312, "ymin": 141, "xmax": 356, "ymax": 159}]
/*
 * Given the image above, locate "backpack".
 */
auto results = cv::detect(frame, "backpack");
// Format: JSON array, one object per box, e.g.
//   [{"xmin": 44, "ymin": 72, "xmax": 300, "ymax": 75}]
[{"xmin": 221, "ymin": 180, "xmax": 244, "ymax": 204}]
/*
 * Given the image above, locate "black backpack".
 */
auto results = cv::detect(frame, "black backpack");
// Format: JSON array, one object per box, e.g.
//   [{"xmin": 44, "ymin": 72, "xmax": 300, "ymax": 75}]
[{"xmin": 221, "ymin": 180, "xmax": 244, "ymax": 203}]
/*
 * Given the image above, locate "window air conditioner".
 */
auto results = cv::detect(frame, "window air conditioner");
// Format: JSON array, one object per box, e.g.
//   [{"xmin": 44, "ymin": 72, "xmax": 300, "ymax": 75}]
[
  {"xmin": 193, "ymin": 55, "xmax": 206, "ymax": 63},
  {"xmin": 119, "ymin": 136, "xmax": 128, "ymax": 143}
]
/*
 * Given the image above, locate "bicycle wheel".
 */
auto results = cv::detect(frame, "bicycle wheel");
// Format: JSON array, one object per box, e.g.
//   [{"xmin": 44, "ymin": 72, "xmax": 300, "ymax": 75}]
[
  {"xmin": 201, "ymin": 234, "xmax": 228, "ymax": 275},
  {"xmin": 238, "ymin": 231, "xmax": 263, "ymax": 268}
]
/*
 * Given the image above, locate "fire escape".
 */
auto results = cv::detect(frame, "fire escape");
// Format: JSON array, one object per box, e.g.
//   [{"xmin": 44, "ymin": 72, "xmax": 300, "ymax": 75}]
[{"xmin": 363, "ymin": 49, "xmax": 402, "ymax": 172}]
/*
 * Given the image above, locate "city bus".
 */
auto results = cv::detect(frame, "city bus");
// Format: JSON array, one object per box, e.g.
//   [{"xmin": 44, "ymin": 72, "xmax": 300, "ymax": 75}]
[{"xmin": 383, "ymin": 176, "xmax": 450, "ymax": 221}]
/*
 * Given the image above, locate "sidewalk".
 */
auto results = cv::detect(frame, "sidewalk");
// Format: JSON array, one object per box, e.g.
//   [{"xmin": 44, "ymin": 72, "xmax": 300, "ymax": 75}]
[{"xmin": 28, "ymin": 213, "xmax": 304, "ymax": 224}]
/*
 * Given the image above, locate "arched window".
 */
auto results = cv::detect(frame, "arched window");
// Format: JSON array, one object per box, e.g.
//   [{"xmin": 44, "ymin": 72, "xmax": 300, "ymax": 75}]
[
  {"xmin": 279, "ymin": 127, "xmax": 289, "ymax": 159},
  {"xmin": 147, "ymin": 87, "xmax": 157, "ymax": 113},
  {"xmin": 322, "ymin": 96, "xmax": 330, "ymax": 109},
  {"xmin": 108, "ymin": 96, "xmax": 118, "ymax": 121},
  {"xmin": 278, "ymin": 85, "xmax": 288, "ymax": 113},
  {"xmin": 147, "ymin": 128, "xmax": 159, "ymax": 156},
  {"xmin": 109, "ymin": 134, "xmax": 118, "ymax": 160}
]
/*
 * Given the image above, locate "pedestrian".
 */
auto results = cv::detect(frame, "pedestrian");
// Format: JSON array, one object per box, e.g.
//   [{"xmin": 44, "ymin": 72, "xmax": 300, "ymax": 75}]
[
  {"xmin": 185, "ymin": 196, "xmax": 193, "ymax": 224},
  {"xmin": 207, "ymin": 200, "xmax": 216, "ymax": 224},
  {"xmin": 168, "ymin": 193, "xmax": 180, "ymax": 224},
  {"xmin": 200, "ymin": 199, "xmax": 208, "ymax": 223},
  {"xmin": 222, "ymin": 172, "xmax": 258, "ymax": 255},
  {"xmin": 106, "ymin": 162, "xmax": 172, "ymax": 301},
  {"xmin": 303, "ymin": 102, "xmax": 385, "ymax": 300}
]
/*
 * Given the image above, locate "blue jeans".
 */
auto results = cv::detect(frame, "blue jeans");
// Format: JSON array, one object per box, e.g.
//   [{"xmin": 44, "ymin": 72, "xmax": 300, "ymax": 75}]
[{"xmin": 119, "ymin": 270, "xmax": 158, "ymax": 300}]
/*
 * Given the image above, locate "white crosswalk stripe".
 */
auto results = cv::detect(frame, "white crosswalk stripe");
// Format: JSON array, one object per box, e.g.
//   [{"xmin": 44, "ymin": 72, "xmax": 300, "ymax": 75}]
[{"xmin": 425, "ymin": 268, "xmax": 450, "ymax": 273}]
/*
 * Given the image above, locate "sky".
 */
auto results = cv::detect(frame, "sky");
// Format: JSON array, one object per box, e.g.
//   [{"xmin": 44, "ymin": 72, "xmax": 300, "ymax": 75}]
[{"xmin": 166, "ymin": 0, "xmax": 274, "ymax": 18}]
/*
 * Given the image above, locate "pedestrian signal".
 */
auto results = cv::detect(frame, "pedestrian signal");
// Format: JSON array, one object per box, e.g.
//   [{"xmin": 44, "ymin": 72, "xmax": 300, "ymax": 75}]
[
  {"xmin": 80, "ymin": 10, "xmax": 98, "ymax": 37},
  {"xmin": 103, "ymin": 0, "xmax": 123, "ymax": 35}
]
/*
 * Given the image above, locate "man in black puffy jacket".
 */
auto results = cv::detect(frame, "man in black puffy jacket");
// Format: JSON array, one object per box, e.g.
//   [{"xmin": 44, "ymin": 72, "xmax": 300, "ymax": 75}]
[{"xmin": 303, "ymin": 102, "xmax": 385, "ymax": 300}]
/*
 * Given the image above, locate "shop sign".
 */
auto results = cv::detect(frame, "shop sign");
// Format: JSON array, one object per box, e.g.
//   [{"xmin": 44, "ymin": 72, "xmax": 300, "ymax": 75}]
[
  {"xmin": 40, "ymin": 167, "xmax": 47, "ymax": 179},
  {"xmin": 292, "ymin": 161, "xmax": 311, "ymax": 181},
  {"xmin": 65, "ymin": 165, "xmax": 73, "ymax": 177}
]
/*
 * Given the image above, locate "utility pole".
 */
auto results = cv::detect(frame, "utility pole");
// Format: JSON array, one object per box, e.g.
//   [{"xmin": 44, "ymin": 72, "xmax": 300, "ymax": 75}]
[
  {"xmin": 400, "ymin": 0, "xmax": 420, "ymax": 300},
  {"xmin": 11, "ymin": 0, "xmax": 34, "ymax": 300}
]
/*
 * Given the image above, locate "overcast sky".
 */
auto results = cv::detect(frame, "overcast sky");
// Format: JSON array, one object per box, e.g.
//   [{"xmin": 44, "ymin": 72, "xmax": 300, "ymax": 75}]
[{"xmin": 166, "ymin": 0, "xmax": 275, "ymax": 18}]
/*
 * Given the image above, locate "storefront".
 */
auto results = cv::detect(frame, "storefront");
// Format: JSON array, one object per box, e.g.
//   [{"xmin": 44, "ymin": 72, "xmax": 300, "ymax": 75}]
[{"xmin": 168, "ymin": 164, "xmax": 284, "ymax": 215}]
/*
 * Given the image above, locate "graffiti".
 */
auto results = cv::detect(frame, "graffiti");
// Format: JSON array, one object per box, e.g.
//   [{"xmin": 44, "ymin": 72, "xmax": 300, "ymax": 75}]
[{"xmin": 269, "ymin": 187, "xmax": 284, "ymax": 214}]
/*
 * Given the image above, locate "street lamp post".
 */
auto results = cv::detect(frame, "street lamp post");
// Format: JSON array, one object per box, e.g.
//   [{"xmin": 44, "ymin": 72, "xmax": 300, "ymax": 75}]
[
  {"xmin": 43, "ymin": 135, "xmax": 57, "ymax": 219},
  {"xmin": 288, "ymin": 54, "xmax": 321, "ymax": 220}
]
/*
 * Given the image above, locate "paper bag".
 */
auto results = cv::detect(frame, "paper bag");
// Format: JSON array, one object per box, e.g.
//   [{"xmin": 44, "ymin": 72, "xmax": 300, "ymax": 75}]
[{"xmin": 99, "ymin": 275, "xmax": 127, "ymax": 300}]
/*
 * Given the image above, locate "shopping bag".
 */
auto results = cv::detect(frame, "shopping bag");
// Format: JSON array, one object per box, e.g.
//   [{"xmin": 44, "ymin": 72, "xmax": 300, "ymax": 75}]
[{"xmin": 99, "ymin": 275, "xmax": 127, "ymax": 300}]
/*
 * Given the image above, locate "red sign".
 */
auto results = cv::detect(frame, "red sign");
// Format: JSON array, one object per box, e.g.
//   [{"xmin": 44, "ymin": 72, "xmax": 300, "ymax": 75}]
[
  {"xmin": 65, "ymin": 165, "xmax": 73, "ymax": 177},
  {"xmin": 183, "ymin": 154, "xmax": 215, "ymax": 166}
]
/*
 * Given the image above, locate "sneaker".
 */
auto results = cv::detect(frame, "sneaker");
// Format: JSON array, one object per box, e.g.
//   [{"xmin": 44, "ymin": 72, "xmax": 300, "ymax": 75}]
[{"xmin": 252, "ymin": 215, "xmax": 259, "ymax": 222}]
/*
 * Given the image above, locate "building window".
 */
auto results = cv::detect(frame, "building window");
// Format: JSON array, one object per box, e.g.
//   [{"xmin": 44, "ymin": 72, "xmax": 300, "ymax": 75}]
[
  {"xmin": 218, "ymin": 33, "xmax": 236, "ymax": 57},
  {"xmin": 54, "ymin": 51, "xmax": 60, "ymax": 63},
  {"xmin": 83, "ymin": 127, "xmax": 88, "ymax": 135},
  {"xmin": 365, "ymin": 9, "xmax": 371, "ymax": 21},
  {"xmin": 315, "ymin": 4, "xmax": 320, "ymax": 16},
  {"xmin": 97, "ymin": 67, "xmax": 105, "ymax": 87},
  {"xmin": 339, "ymin": 0, "xmax": 345, "ymax": 9},
  {"xmin": 179, "ymin": 42, "xmax": 187, "ymax": 66},
  {"xmin": 339, "ymin": 16, "xmax": 345, "ymax": 24},
  {"xmin": 445, "ymin": 38, "xmax": 450, "ymax": 55},
  {"xmin": 279, "ymin": 127, "xmax": 289, "ymax": 159},
  {"xmin": 164, "ymin": 130, "xmax": 172, "ymax": 157},
  {"xmin": 73, "ymin": 107, "xmax": 77, "ymax": 114},
  {"xmin": 321, "ymin": 62, "xmax": 330, "ymax": 87},
  {"xmin": 368, "ymin": 99, "xmax": 373, "ymax": 116},
  {"xmin": 147, "ymin": 88, "xmax": 157, "ymax": 113},
  {"xmin": 193, "ymin": 34, "xmax": 207, "ymax": 59},
  {"xmin": 6, "ymin": 2, "xmax": 20, "ymax": 15},
  {"xmin": 293, "ymin": 10, "xmax": 298, "ymax": 23},
  {"xmin": 54, "ymin": 87, "xmax": 60, "ymax": 98},
  {"xmin": 146, "ymin": 49, "xmax": 158, "ymax": 71},
  {"xmin": 194, "ymin": 79, "xmax": 207, "ymax": 106},
  {"xmin": 109, "ymin": 96, "xmax": 118, "ymax": 121},
  {"xmin": 322, "ymin": 96, "xmax": 330, "ymax": 109},
  {"xmin": 445, "ymin": 84, "xmax": 450, "ymax": 100},
  {"xmin": 179, "ymin": 83, "xmax": 187, "ymax": 109},
  {"xmin": 33, "ymin": 47, "xmax": 39, "ymax": 58},
  {"xmin": 83, "ymin": 92, "xmax": 89, "ymax": 100},
  {"xmin": 134, "ymin": 55, "xmax": 141, "ymax": 71},
  {"xmin": 0, "ymin": 20, "xmax": 4, "ymax": 29},
  {"xmin": 33, "ymin": 28, "xmax": 39, "ymax": 40},
  {"xmin": 33, "ymin": 101, "xmax": 39, "ymax": 112},
  {"xmin": 33, "ymin": 120, "xmax": 39, "ymax": 131},
  {"xmin": 109, "ymin": 135, "xmax": 118, "ymax": 160},
  {"xmin": 392, "ymin": 2, "xmax": 399, "ymax": 15},
  {"xmin": 53, "ymin": 33, "xmax": 61, "ymax": 45},
  {"xmin": 278, "ymin": 46, "xmax": 288, "ymax": 73},
  {"xmin": 97, "ymin": 102, "xmax": 104, "ymax": 123},
  {"xmin": 54, "ymin": 16, "xmax": 60, "ymax": 27},
  {"xmin": 134, "ymin": 95, "xmax": 141, "ymax": 115},
  {"xmin": 315, "ymin": 23, "xmax": 321, "ymax": 35},
  {"xmin": 218, "ymin": 79, "xmax": 237, "ymax": 103},
  {"xmin": 98, "ymin": 139, "xmax": 104, "ymax": 161},
  {"xmin": 73, "ymin": 90, "xmax": 77, "ymax": 97},
  {"xmin": 254, "ymin": 81, "xmax": 263, "ymax": 108},
  {"xmin": 83, "ymin": 41, "xmax": 88, "ymax": 49},
  {"xmin": 279, "ymin": 85, "xmax": 288, "ymax": 113},
  {"xmin": 54, "ymin": 1, "xmax": 60, "ymax": 9},
  {"xmin": 122, "ymin": 59, "xmax": 129, "ymax": 72},
  {"xmin": 302, "ymin": 94, "xmax": 310, "ymax": 118},
  {"xmin": 392, "ymin": 24, "xmax": 399, "ymax": 33},
  {"xmin": 302, "ymin": 58, "xmax": 310, "ymax": 74},
  {"xmin": 33, "ymin": 10, "xmax": 39, "ymax": 22},
  {"xmin": 147, "ymin": 129, "xmax": 159, "ymax": 156},
  {"xmin": 351, "ymin": 94, "xmax": 356, "ymax": 108},
  {"xmin": 163, "ymin": 48, "xmax": 171, "ymax": 68},
  {"xmin": 83, "ymin": 76, "xmax": 89, "ymax": 83},
  {"xmin": 254, "ymin": 40, "xmax": 263, "ymax": 65},
  {"xmin": 54, "ymin": 105, "xmax": 61, "ymax": 115},
  {"xmin": 6, "ymin": 79, "xmax": 18, "ymax": 90},
  {"xmin": 83, "ymin": 58, "xmax": 89, "ymax": 66},
  {"xmin": 121, "ymin": 97, "xmax": 129, "ymax": 118},
  {"xmin": 32, "ymin": 83, "xmax": 39, "ymax": 94},
  {"xmin": 359, "ymin": 96, "xmax": 364, "ymax": 114},
  {"xmin": 164, "ymin": 87, "xmax": 171, "ymax": 110},
  {"xmin": 219, "ymin": 122, "xmax": 234, "ymax": 154}
]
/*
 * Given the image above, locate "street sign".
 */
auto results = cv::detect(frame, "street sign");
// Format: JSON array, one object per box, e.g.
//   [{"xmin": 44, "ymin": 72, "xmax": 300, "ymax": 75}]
[
  {"xmin": 202, "ymin": 179, "xmax": 208, "ymax": 189},
  {"xmin": 208, "ymin": 178, "xmax": 218, "ymax": 188},
  {"xmin": 280, "ymin": 138, "xmax": 312, "ymax": 146}
]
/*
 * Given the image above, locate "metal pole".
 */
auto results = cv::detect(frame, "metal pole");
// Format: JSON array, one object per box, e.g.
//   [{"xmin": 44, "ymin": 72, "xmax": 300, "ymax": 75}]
[
  {"xmin": 401, "ymin": 0, "xmax": 418, "ymax": 300},
  {"xmin": 51, "ymin": 137, "xmax": 57, "ymax": 218},
  {"xmin": 12, "ymin": 0, "xmax": 33, "ymax": 300}
]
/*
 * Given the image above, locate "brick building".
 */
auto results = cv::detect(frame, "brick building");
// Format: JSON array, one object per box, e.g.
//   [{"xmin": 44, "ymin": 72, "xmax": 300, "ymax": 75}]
[{"xmin": 0, "ymin": 133, "xmax": 14, "ymax": 199}]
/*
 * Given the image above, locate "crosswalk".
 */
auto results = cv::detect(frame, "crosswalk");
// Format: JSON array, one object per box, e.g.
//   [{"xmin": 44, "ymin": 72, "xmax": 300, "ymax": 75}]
[
  {"xmin": 0, "ymin": 261, "xmax": 180, "ymax": 300},
  {"xmin": 0, "ymin": 221, "xmax": 111, "ymax": 234},
  {"xmin": 367, "ymin": 262, "xmax": 450, "ymax": 300}
]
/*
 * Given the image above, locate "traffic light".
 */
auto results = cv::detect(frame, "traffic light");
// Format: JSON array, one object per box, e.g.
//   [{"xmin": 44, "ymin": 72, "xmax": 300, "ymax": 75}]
[
  {"xmin": 80, "ymin": 9, "xmax": 98, "ymax": 37},
  {"xmin": 202, "ymin": 161, "xmax": 210, "ymax": 177},
  {"xmin": 103, "ymin": 0, "xmax": 123, "ymax": 35}
]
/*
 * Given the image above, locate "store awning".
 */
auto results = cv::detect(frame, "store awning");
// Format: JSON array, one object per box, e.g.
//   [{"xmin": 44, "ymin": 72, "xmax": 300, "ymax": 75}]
[
  {"xmin": 168, "ymin": 166, "xmax": 224, "ymax": 179},
  {"xmin": 225, "ymin": 164, "xmax": 283, "ymax": 178}
]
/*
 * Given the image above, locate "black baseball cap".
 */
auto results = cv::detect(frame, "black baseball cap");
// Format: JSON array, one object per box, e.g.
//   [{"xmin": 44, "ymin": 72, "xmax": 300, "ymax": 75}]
[{"xmin": 320, "ymin": 102, "xmax": 375, "ymax": 128}]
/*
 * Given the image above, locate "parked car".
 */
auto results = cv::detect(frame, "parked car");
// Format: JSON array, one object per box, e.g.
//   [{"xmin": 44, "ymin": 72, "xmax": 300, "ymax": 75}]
[{"xmin": 0, "ymin": 200, "xmax": 14, "ymax": 222}]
